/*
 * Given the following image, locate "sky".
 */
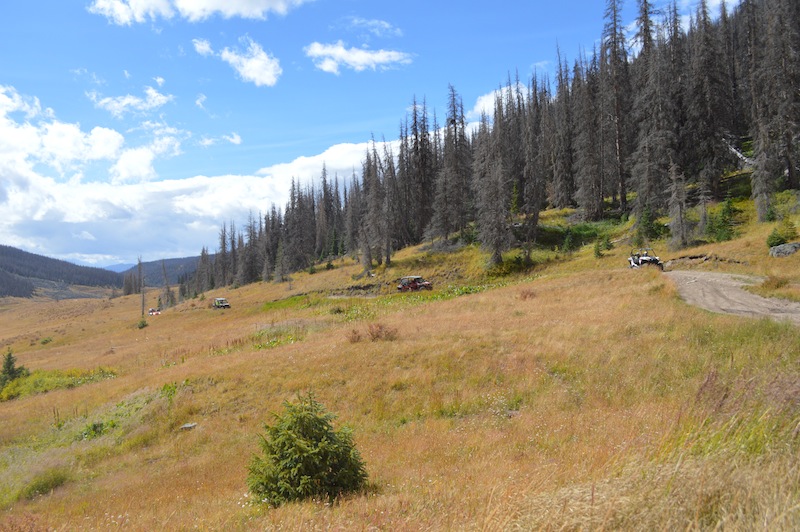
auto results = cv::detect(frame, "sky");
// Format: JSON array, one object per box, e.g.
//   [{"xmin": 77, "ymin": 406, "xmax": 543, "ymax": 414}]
[{"xmin": 0, "ymin": 0, "xmax": 734, "ymax": 267}]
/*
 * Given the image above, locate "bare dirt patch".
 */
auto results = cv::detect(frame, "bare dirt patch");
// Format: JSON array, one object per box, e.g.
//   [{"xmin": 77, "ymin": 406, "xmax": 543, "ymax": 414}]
[{"xmin": 665, "ymin": 270, "xmax": 800, "ymax": 325}]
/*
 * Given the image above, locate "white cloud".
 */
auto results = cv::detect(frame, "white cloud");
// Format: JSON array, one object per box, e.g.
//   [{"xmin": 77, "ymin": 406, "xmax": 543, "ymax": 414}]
[
  {"xmin": 87, "ymin": 0, "xmax": 174, "ymax": 25},
  {"xmin": 153, "ymin": 76, "xmax": 165, "ymax": 87},
  {"xmin": 192, "ymin": 38, "xmax": 214, "ymax": 57},
  {"xmin": 195, "ymin": 37, "xmax": 282, "ymax": 87},
  {"xmin": 0, "ymin": 86, "xmax": 124, "ymax": 179},
  {"xmin": 198, "ymin": 132, "xmax": 242, "ymax": 148},
  {"xmin": 40, "ymin": 122, "xmax": 124, "ymax": 172},
  {"xmin": 109, "ymin": 132, "xmax": 182, "ymax": 184},
  {"xmin": 304, "ymin": 41, "xmax": 411, "ymax": 75},
  {"xmin": 88, "ymin": 86, "xmax": 174, "ymax": 118},
  {"xmin": 0, "ymin": 86, "xmax": 377, "ymax": 266},
  {"xmin": 109, "ymin": 146, "xmax": 157, "ymax": 184},
  {"xmin": 466, "ymin": 92, "xmax": 497, "ymax": 122},
  {"xmin": 223, "ymin": 132, "xmax": 242, "ymax": 145},
  {"xmin": 347, "ymin": 17, "xmax": 403, "ymax": 38},
  {"xmin": 88, "ymin": 0, "xmax": 313, "ymax": 25},
  {"xmin": 220, "ymin": 38, "xmax": 282, "ymax": 87},
  {"xmin": 195, "ymin": 93, "xmax": 207, "ymax": 109}
]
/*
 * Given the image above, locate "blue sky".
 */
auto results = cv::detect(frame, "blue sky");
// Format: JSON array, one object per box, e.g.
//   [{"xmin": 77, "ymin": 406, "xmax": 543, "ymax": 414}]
[{"xmin": 0, "ymin": 0, "xmax": 732, "ymax": 267}]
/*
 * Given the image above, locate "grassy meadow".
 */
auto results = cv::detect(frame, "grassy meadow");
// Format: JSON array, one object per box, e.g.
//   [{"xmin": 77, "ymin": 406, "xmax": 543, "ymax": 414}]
[{"xmin": 1, "ymin": 206, "xmax": 800, "ymax": 530}]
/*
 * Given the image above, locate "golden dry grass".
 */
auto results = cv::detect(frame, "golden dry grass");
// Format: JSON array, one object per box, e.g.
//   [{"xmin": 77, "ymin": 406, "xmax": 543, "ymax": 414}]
[{"xmin": 1, "ymin": 214, "xmax": 800, "ymax": 530}]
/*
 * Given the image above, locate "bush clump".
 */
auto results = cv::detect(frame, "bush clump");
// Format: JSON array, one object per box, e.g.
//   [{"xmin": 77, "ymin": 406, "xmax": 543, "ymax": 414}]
[
  {"xmin": 766, "ymin": 218, "xmax": 798, "ymax": 248},
  {"xmin": 247, "ymin": 393, "xmax": 367, "ymax": 506}
]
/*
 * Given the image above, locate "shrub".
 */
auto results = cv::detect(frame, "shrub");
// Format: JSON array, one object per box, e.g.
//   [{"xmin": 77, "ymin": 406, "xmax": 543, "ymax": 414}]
[
  {"xmin": 367, "ymin": 323, "xmax": 398, "ymax": 342},
  {"xmin": 707, "ymin": 198, "xmax": 740, "ymax": 242},
  {"xmin": 767, "ymin": 228, "xmax": 787, "ymax": 248},
  {"xmin": 767, "ymin": 218, "xmax": 797, "ymax": 248},
  {"xmin": 1, "ymin": 349, "xmax": 28, "ymax": 391},
  {"xmin": 593, "ymin": 239, "xmax": 603, "ymax": 258},
  {"xmin": 247, "ymin": 393, "xmax": 367, "ymax": 506}
]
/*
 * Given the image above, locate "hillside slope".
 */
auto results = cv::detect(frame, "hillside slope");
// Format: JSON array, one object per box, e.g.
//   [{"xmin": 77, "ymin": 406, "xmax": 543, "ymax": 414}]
[
  {"xmin": 1, "ymin": 219, "xmax": 799, "ymax": 529},
  {"xmin": 0, "ymin": 245, "xmax": 122, "ymax": 298}
]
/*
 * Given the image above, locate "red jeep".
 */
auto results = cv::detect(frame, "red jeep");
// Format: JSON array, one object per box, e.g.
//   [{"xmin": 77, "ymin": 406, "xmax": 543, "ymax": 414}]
[{"xmin": 397, "ymin": 276, "xmax": 433, "ymax": 292}]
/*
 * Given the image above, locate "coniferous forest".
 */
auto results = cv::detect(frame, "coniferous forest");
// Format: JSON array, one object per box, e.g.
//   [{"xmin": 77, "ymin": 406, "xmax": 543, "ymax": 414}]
[{"xmin": 181, "ymin": 0, "xmax": 799, "ymax": 298}]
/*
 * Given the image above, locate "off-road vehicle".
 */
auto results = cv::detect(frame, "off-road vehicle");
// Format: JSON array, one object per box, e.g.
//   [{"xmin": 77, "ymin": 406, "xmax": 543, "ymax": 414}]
[
  {"xmin": 212, "ymin": 297, "xmax": 231, "ymax": 309},
  {"xmin": 397, "ymin": 276, "xmax": 433, "ymax": 292},
  {"xmin": 628, "ymin": 248, "xmax": 664, "ymax": 271}
]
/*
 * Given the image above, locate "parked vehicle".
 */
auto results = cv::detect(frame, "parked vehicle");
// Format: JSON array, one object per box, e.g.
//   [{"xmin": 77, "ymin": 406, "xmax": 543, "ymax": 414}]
[
  {"xmin": 397, "ymin": 276, "xmax": 433, "ymax": 291},
  {"xmin": 628, "ymin": 248, "xmax": 664, "ymax": 270},
  {"xmin": 212, "ymin": 297, "xmax": 231, "ymax": 309}
]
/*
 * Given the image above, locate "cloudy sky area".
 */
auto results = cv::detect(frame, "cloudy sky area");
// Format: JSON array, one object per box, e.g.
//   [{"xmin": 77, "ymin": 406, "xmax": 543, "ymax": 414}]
[{"xmin": 1, "ymin": 0, "xmax": 734, "ymax": 267}]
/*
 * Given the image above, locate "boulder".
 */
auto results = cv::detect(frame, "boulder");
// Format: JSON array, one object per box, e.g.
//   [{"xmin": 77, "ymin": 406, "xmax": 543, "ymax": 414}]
[{"xmin": 769, "ymin": 242, "xmax": 800, "ymax": 258}]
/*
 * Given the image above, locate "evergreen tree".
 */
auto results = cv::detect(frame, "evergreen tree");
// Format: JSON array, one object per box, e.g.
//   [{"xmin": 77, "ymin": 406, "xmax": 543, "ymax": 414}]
[
  {"xmin": 521, "ymin": 76, "xmax": 548, "ymax": 254},
  {"xmin": 601, "ymin": 0, "xmax": 633, "ymax": 212},
  {"xmin": 574, "ymin": 51, "xmax": 605, "ymax": 220},
  {"xmin": 473, "ymin": 113, "xmax": 509, "ymax": 265},
  {"xmin": 667, "ymin": 158, "xmax": 690, "ymax": 249},
  {"xmin": 429, "ymin": 85, "xmax": 472, "ymax": 241},
  {"xmin": 551, "ymin": 52, "xmax": 576, "ymax": 208},
  {"xmin": 685, "ymin": 0, "xmax": 732, "ymax": 197}
]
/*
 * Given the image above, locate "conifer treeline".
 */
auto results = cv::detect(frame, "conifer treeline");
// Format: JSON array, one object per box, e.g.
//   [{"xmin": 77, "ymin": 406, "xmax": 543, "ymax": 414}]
[{"xmin": 182, "ymin": 0, "xmax": 799, "ymax": 296}]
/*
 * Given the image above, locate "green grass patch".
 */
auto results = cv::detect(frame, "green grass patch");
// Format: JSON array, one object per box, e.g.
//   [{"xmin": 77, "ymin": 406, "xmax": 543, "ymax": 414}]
[
  {"xmin": 260, "ymin": 293, "xmax": 323, "ymax": 312},
  {"xmin": 18, "ymin": 467, "xmax": 71, "ymax": 500},
  {"xmin": 0, "ymin": 367, "xmax": 116, "ymax": 401},
  {"xmin": 252, "ymin": 323, "xmax": 307, "ymax": 349}
]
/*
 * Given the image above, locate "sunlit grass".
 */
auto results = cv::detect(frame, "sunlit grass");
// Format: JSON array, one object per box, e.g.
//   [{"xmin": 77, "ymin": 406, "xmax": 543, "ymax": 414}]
[{"xmin": 1, "ymin": 204, "xmax": 800, "ymax": 529}]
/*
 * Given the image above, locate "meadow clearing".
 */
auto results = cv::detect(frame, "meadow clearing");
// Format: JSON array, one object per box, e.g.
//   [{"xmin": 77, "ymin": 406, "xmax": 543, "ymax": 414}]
[{"xmin": 1, "ymin": 211, "xmax": 800, "ymax": 530}]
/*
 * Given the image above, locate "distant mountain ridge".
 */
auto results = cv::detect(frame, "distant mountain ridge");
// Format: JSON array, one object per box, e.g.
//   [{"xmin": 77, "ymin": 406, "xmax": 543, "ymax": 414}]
[
  {"xmin": 0, "ymin": 245, "xmax": 123, "ymax": 298},
  {"xmin": 120, "ymin": 255, "xmax": 201, "ymax": 287},
  {"xmin": 0, "ymin": 245, "xmax": 201, "ymax": 299}
]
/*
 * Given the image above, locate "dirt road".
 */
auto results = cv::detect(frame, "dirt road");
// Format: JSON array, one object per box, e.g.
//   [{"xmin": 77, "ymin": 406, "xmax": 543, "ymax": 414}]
[{"xmin": 665, "ymin": 270, "xmax": 800, "ymax": 325}]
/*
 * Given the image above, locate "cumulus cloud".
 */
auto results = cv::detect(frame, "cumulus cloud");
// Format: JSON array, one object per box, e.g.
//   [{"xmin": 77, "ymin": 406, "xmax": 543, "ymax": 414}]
[
  {"xmin": 192, "ymin": 38, "xmax": 213, "ymax": 57},
  {"xmin": 87, "ymin": 0, "xmax": 174, "ymax": 25},
  {"xmin": 0, "ymin": 86, "xmax": 124, "ymax": 178},
  {"xmin": 466, "ymin": 92, "xmax": 496, "ymax": 122},
  {"xmin": 304, "ymin": 41, "xmax": 411, "ymax": 75},
  {"xmin": 87, "ymin": 86, "xmax": 174, "ymax": 118},
  {"xmin": 195, "ymin": 37, "xmax": 282, "ymax": 87},
  {"xmin": 88, "ymin": 0, "xmax": 313, "ymax": 25},
  {"xmin": 220, "ymin": 38, "xmax": 282, "ymax": 87},
  {"xmin": 40, "ymin": 123, "xmax": 124, "ymax": 172},
  {"xmin": 0, "ymin": 85, "xmax": 379, "ymax": 266},
  {"xmin": 109, "ymin": 147, "xmax": 158, "ymax": 184}
]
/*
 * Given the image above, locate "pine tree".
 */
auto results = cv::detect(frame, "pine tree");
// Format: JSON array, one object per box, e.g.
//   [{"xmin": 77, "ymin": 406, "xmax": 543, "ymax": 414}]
[
  {"xmin": 601, "ymin": 0, "xmax": 633, "ymax": 213},
  {"xmin": 629, "ymin": 11, "xmax": 679, "ymax": 217},
  {"xmin": 473, "ymin": 113, "xmax": 509, "ymax": 265},
  {"xmin": 574, "ymin": 51, "xmax": 605, "ymax": 220},
  {"xmin": 521, "ymin": 76, "xmax": 548, "ymax": 255},
  {"xmin": 551, "ymin": 53, "xmax": 576, "ymax": 208},
  {"xmin": 429, "ymin": 85, "xmax": 472, "ymax": 241},
  {"xmin": 685, "ymin": 0, "xmax": 732, "ymax": 198},
  {"xmin": 667, "ymin": 158, "xmax": 690, "ymax": 249}
]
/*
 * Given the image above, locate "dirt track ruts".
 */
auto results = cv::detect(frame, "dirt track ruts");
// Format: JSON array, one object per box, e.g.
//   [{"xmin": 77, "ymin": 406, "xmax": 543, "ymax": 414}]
[{"xmin": 665, "ymin": 270, "xmax": 800, "ymax": 325}]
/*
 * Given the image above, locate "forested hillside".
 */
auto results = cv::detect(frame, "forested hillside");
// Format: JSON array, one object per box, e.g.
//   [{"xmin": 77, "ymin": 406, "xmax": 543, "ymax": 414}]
[
  {"xmin": 181, "ymin": 0, "xmax": 797, "ymax": 296},
  {"xmin": 121, "ymin": 256, "xmax": 201, "ymax": 289},
  {"xmin": 0, "ymin": 246, "xmax": 122, "ymax": 297}
]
